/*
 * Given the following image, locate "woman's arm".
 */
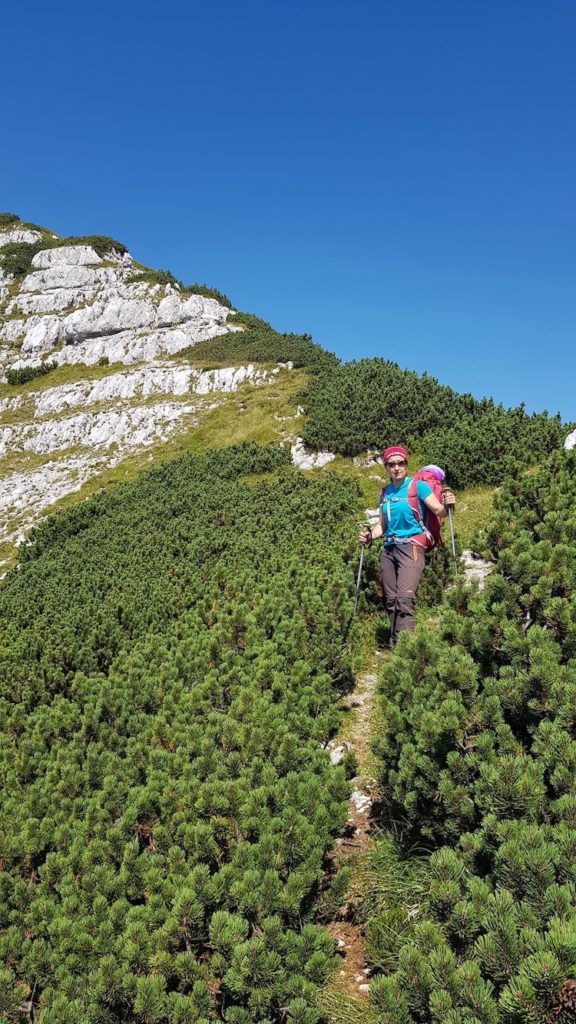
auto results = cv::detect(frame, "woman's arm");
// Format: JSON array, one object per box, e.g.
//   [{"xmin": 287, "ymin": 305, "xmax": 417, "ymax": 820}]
[{"xmin": 423, "ymin": 489, "xmax": 455, "ymax": 520}]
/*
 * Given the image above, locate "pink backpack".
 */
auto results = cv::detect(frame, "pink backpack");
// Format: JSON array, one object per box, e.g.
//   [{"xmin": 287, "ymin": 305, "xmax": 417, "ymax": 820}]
[{"xmin": 380, "ymin": 467, "xmax": 445, "ymax": 550}]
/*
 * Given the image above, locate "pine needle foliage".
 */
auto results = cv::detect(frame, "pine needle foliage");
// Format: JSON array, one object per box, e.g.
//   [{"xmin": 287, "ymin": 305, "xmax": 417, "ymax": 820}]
[
  {"xmin": 184, "ymin": 313, "xmax": 338, "ymax": 371},
  {"xmin": 300, "ymin": 359, "xmax": 571, "ymax": 488},
  {"xmin": 0, "ymin": 442, "xmax": 362, "ymax": 1022},
  {"xmin": 369, "ymin": 449, "xmax": 576, "ymax": 1022},
  {"xmin": 5, "ymin": 362, "xmax": 57, "ymax": 386}
]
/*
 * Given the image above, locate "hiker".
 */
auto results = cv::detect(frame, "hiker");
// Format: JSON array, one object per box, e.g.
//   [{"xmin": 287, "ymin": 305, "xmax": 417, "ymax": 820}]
[{"xmin": 359, "ymin": 446, "xmax": 455, "ymax": 644}]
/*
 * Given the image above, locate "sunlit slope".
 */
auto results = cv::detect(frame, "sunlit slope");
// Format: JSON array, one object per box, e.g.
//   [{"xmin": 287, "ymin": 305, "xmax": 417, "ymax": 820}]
[{"xmin": 0, "ymin": 442, "xmax": 362, "ymax": 1023}]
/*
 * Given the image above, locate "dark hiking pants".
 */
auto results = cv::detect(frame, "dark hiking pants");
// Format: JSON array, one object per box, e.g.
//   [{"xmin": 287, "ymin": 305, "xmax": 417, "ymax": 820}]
[{"xmin": 380, "ymin": 543, "xmax": 426, "ymax": 644}]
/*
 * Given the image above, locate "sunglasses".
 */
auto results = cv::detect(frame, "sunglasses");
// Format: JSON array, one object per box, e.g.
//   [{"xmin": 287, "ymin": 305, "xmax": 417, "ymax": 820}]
[{"xmin": 386, "ymin": 460, "xmax": 407, "ymax": 468}]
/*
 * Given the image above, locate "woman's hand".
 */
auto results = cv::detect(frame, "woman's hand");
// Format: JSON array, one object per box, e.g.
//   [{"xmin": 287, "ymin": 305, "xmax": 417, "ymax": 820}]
[
  {"xmin": 359, "ymin": 527, "xmax": 373, "ymax": 546},
  {"xmin": 442, "ymin": 489, "xmax": 456, "ymax": 509}
]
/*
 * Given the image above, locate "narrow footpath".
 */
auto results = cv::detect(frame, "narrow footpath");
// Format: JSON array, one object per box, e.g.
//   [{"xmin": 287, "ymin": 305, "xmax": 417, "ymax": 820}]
[{"xmin": 318, "ymin": 629, "xmax": 385, "ymax": 1023}]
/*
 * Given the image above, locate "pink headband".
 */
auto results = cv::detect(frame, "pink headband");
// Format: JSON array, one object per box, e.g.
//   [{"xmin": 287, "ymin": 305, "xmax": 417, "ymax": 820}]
[{"xmin": 383, "ymin": 446, "xmax": 409, "ymax": 463}]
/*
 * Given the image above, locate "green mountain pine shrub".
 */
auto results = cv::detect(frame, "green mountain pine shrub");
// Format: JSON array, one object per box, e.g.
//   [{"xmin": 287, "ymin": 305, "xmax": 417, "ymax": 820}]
[
  {"xmin": 368, "ymin": 449, "xmax": 576, "ymax": 1022},
  {"xmin": 0, "ymin": 442, "xmax": 362, "ymax": 1022},
  {"xmin": 5, "ymin": 362, "xmax": 57, "ymax": 386},
  {"xmin": 185, "ymin": 313, "xmax": 338, "ymax": 371},
  {"xmin": 301, "ymin": 359, "xmax": 570, "ymax": 487}
]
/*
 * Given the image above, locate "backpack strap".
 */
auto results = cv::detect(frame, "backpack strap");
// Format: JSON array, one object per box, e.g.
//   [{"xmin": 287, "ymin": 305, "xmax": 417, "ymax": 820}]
[
  {"xmin": 408, "ymin": 477, "xmax": 434, "ymax": 546},
  {"xmin": 380, "ymin": 478, "xmax": 418, "ymax": 539}
]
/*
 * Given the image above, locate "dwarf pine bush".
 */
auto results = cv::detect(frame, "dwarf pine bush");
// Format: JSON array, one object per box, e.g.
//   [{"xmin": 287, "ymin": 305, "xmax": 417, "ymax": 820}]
[
  {"xmin": 5, "ymin": 361, "xmax": 57, "ymax": 385},
  {"xmin": 301, "ymin": 359, "xmax": 570, "ymax": 487},
  {"xmin": 368, "ymin": 450, "xmax": 576, "ymax": 1022},
  {"xmin": 0, "ymin": 442, "xmax": 360, "ymax": 1021}
]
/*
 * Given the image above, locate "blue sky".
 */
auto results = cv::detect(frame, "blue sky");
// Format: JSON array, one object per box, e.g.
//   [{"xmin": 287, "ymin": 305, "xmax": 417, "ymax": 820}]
[{"xmin": 3, "ymin": 0, "xmax": 575, "ymax": 420}]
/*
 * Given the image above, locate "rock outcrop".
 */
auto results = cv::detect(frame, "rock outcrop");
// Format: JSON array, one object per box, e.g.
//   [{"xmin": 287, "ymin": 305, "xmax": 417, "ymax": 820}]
[
  {"xmin": 291, "ymin": 436, "xmax": 335, "ymax": 470},
  {"xmin": 565, "ymin": 428, "xmax": 576, "ymax": 451},
  {"xmin": 0, "ymin": 237, "xmax": 240, "ymax": 370}
]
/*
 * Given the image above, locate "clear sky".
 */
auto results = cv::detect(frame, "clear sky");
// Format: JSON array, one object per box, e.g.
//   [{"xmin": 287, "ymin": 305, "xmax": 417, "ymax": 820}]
[{"xmin": 3, "ymin": 0, "xmax": 575, "ymax": 421}]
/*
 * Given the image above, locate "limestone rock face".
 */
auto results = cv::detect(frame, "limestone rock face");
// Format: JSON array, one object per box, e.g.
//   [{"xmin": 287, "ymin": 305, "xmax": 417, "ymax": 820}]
[
  {"xmin": 564, "ymin": 428, "xmax": 576, "ymax": 451},
  {"xmin": 0, "ymin": 228, "xmax": 44, "ymax": 244},
  {"xmin": 31, "ymin": 245, "xmax": 102, "ymax": 268},
  {"xmin": 0, "ymin": 242, "xmax": 239, "ymax": 370}
]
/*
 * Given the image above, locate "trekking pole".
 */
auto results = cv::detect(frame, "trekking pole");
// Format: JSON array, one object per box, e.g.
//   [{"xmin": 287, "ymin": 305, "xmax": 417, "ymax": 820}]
[
  {"xmin": 353, "ymin": 543, "xmax": 365, "ymax": 618},
  {"xmin": 447, "ymin": 506, "xmax": 458, "ymax": 577}
]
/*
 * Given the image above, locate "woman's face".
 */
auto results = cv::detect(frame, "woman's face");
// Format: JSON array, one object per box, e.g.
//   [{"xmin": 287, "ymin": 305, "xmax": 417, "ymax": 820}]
[{"xmin": 385, "ymin": 456, "xmax": 408, "ymax": 484}]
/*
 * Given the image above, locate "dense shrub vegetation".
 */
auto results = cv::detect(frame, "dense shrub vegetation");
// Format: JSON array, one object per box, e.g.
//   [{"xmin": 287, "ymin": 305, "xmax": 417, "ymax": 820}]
[
  {"xmin": 181, "ymin": 283, "xmax": 233, "ymax": 307},
  {"xmin": 0, "ymin": 443, "xmax": 360, "ymax": 1023},
  {"xmin": 5, "ymin": 362, "xmax": 57, "ymax": 386},
  {"xmin": 0, "ymin": 212, "xmax": 20, "ymax": 227},
  {"xmin": 368, "ymin": 450, "xmax": 576, "ymax": 1023},
  {"xmin": 301, "ymin": 360, "xmax": 569, "ymax": 488},
  {"xmin": 186, "ymin": 313, "xmax": 338, "ymax": 372}
]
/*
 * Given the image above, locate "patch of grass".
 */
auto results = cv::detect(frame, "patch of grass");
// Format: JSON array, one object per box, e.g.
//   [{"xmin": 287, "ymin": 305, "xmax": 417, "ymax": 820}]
[
  {"xmin": 0, "ymin": 360, "xmax": 131, "ymax": 402},
  {"xmin": 180, "ymin": 282, "xmax": 233, "ymax": 306},
  {"xmin": 316, "ymin": 987, "xmax": 368, "ymax": 1024},
  {"xmin": 356, "ymin": 834, "xmax": 429, "ymax": 923},
  {"xmin": 0, "ymin": 448, "xmax": 55, "ymax": 480},
  {"xmin": 453, "ymin": 484, "xmax": 497, "ymax": 548},
  {"xmin": 0, "ymin": 540, "xmax": 17, "ymax": 575}
]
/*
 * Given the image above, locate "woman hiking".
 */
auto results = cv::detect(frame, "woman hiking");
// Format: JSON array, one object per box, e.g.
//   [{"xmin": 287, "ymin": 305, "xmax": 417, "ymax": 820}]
[{"xmin": 359, "ymin": 446, "xmax": 455, "ymax": 645}]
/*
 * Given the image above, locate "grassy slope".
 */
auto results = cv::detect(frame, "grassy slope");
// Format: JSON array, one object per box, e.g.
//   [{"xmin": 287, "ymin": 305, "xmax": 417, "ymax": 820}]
[{"xmin": 0, "ymin": 350, "xmax": 495, "ymax": 576}]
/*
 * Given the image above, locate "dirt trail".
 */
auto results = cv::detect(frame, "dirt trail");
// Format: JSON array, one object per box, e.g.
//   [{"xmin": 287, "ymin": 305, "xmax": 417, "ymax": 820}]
[{"xmin": 322, "ymin": 649, "xmax": 384, "ymax": 1012}]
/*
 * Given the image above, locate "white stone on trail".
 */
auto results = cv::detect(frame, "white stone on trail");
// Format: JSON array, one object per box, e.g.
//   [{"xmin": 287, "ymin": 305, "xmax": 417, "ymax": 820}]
[
  {"xmin": 350, "ymin": 790, "xmax": 372, "ymax": 814},
  {"xmin": 291, "ymin": 436, "xmax": 335, "ymax": 470},
  {"xmin": 328, "ymin": 741, "xmax": 353, "ymax": 766},
  {"xmin": 564, "ymin": 428, "xmax": 576, "ymax": 450},
  {"xmin": 461, "ymin": 550, "xmax": 494, "ymax": 590}
]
